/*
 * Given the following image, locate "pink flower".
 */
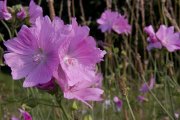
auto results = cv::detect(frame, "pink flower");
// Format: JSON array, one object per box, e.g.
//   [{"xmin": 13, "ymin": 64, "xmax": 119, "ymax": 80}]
[
  {"xmin": 11, "ymin": 117, "xmax": 19, "ymax": 120},
  {"xmin": 113, "ymin": 96, "xmax": 123, "ymax": 110},
  {"xmin": 139, "ymin": 75, "xmax": 155, "ymax": 93},
  {"xmin": 137, "ymin": 95, "xmax": 148, "ymax": 103},
  {"xmin": 175, "ymin": 113, "xmax": 179, "ymax": 119},
  {"xmin": 58, "ymin": 18, "xmax": 106, "ymax": 86},
  {"xmin": 55, "ymin": 18, "xmax": 105, "ymax": 106},
  {"xmin": 97, "ymin": 9, "xmax": 131, "ymax": 34},
  {"xmin": 11, "ymin": 109, "xmax": 32, "ymax": 120},
  {"xmin": 144, "ymin": 25, "xmax": 162, "ymax": 51},
  {"xmin": 0, "ymin": 0, "xmax": 12, "ymax": 20},
  {"xmin": 156, "ymin": 25, "xmax": 180, "ymax": 52},
  {"xmin": 29, "ymin": 0, "xmax": 43, "ymax": 25},
  {"xmin": 17, "ymin": 7, "xmax": 26, "ymax": 20},
  {"xmin": 4, "ymin": 16, "xmax": 62, "ymax": 87},
  {"xmin": 19, "ymin": 109, "xmax": 32, "ymax": 120},
  {"xmin": 97, "ymin": 10, "xmax": 119, "ymax": 32},
  {"xmin": 113, "ymin": 14, "xmax": 131, "ymax": 35},
  {"xmin": 54, "ymin": 66, "xmax": 103, "ymax": 107}
]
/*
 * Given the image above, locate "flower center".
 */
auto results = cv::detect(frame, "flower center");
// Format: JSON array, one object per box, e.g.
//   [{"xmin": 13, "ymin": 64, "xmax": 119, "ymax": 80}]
[
  {"xmin": 63, "ymin": 56, "xmax": 77, "ymax": 66},
  {"xmin": 33, "ymin": 48, "xmax": 45, "ymax": 63}
]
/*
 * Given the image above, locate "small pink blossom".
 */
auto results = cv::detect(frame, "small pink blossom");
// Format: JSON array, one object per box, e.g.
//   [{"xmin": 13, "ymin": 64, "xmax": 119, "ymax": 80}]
[
  {"xmin": 144, "ymin": 25, "xmax": 162, "ymax": 51},
  {"xmin": 144, "ymin": 25, "xmax": 180, "ymax": 52},
  {"xmin": 97, "ymin": 10, "xmax": 119, "ymax": 32},
  {"xmin": 113, "ymin": 14, "xmax": 131, "ymax": 35},
  {"xmin": 137, "ymin": 95, "xmax": 148, "ymax": 103},
  {"xmin": 0, "ymin": 0, "xmax": 12, "ymax": 20},
  {"xmin": 97, "ymin": 9, "xmax": 131, "ymax": 34},
  {"xmin": 140, "ymin": 75, "xmax": 155, "ymax": 93},
  {"xmin": 11, "ymin": 117, "xmax": 19, "ymax": 120},
  {"xmin": 17, "ymin": 7, "xmax": 26, "ymax": 20},
  {"xmin": 11, "ymin": 109, "xmax": 32, "ymax": 120},
  {"xmin": 29, "ymin": 0, "xmax": 43, "ymax": 24},
  {"xmin": 175, "ymin": 113, "xmax": 179, "ymax": 119},
  {"xmin": 113, "ymin": 96, "xmax": 123, "ymax": 110},
  {"xmin": 19, "ymin": 109, "xmax": 32, "ymax": 120},
  {"xmin": 156, "ymin": 25, "xmax": 180, "ymax": 52}
]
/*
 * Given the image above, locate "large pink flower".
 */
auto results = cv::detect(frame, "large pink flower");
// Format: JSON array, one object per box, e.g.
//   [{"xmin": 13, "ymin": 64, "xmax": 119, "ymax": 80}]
[
  {"xmin": 0, "ymin": 0, "xmax": 12, "ymax": 20},
  {"xmin": 156, "ymin": 25, "xmax": 180, "ymax": 52},
  {"xmin": 55, "ymin": 18, "xmax": 105, "ymax": 106},
  {"xmin": 4, "ymin": 16, "xmax": 62, "ymax": 87},
  {"xmin": 58, "ymin": 18, "xmax": 106, "ymax": 86},
  {"xmin": 29, "ymin": 0, "xmax": 43, "ymax": 25},
  {"xmin": 97, "ymin": 9, "xmax": 131, "ymax": 34}
]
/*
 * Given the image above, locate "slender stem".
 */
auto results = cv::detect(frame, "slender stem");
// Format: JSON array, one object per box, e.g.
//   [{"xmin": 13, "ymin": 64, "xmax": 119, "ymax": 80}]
[
  {"xmin": 0, "ymin": 34, "xmax": 5, "ymax": 42},
  {"xmin": 167, "ymin": 79, "xmax": 175, "ymax": 119},
  {"xmin": 0, "ymin": 20, "xmax": 12, "ymax": 38},
  {"xmin": 79, "ymin": 0, "xmax": 86, "ymax": 24},
  {"xmin": 55, "ymin": 94, "xmax": 70, "ymax": 120},
  {"xmin": 38, "ymin": 0, "xmax": 42, "ymax": 5},
  {"xmin": 141, "ymin": 75, "xmax": 174, "ymax": 120},
  {"xmin": 125, "ymin": 95, "xmax": 136, "ymax": 120},
  {"xmin": 59, "ymin": 0, "xmax": 63, "ymax": 17},
  {"xmin": 59, "ymin": 101, "xmax": 70, "ymax": 120},
  {"xmin": 67, "ymin": 0, "xmax": 72, "ymax": 22},
  {"xmin": 72, "ymin": 0, "xmax": 75, "ymax": 17},
  {"xmin": 48, "ymin": 0, "xmax": 56, "ymax": 20}
]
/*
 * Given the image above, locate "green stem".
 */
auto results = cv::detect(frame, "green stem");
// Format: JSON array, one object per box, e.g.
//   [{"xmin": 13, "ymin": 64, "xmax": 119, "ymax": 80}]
[
  {"xmin": 167, "ymin": 79, "xmax": 175, "ymax": 119},
  {"xmin": 125, "ymin": 95, "xmax": 136, "ymax": 120},
  {"xmin": 38, "ymin": 0, "xmax": 42, "ymax": 5},
  {"xmin": 0, "ymin": 34, "xmax": 5, "ymax": 42},
  {"xmin": 55, "ymin": 94, "xmax": 70, "ymax": 120},
  {"xmin": 60, "ymin": 100, "xmax": 70, "ymax": 120},
  {"xmin": 0, "ymin": 20, "xmax": 12, "ymax": 38}
]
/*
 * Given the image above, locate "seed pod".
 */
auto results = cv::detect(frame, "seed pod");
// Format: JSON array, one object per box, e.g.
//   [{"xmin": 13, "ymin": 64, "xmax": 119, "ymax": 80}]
[{"xmin": 118, "ymin": 76, "xmax": 127, "ymax": 96}]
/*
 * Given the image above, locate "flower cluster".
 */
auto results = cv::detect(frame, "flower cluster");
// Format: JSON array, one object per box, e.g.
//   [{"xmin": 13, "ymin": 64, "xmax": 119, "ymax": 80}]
[
  {"xmin": 144, "ymin": 25, "xmax": 180, "ymax": 52},
  {"xmin": 97, "ymin": 9, "xmax": 131, "ymax": 35},
  {"xmin": 4, "ymin": 0, "xmax": 105, "ymax": 106}
]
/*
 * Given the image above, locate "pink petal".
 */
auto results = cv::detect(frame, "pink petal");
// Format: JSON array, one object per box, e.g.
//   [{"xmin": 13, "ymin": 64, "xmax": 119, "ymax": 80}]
[
  {"xmin": 113, "ymin": 15, "xmax": 131, "ymax": 34},
  {"xmin": 29, "ymin": 0, "xmax": 43, "ymax": 25},
  {"xmin": 4, "ymin": 26, "xmax": 38, "ymax": 55},
  {"xmin": 19, "ymin": 109, "xmax": 32, "ymax": 120},
  {"xmin": 23, "ymin": 63, "xmax": 53, "ymax": 87},
  {"xmin": 4, "ymin": 53, "xmax": 36, "ymax": 79}
]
